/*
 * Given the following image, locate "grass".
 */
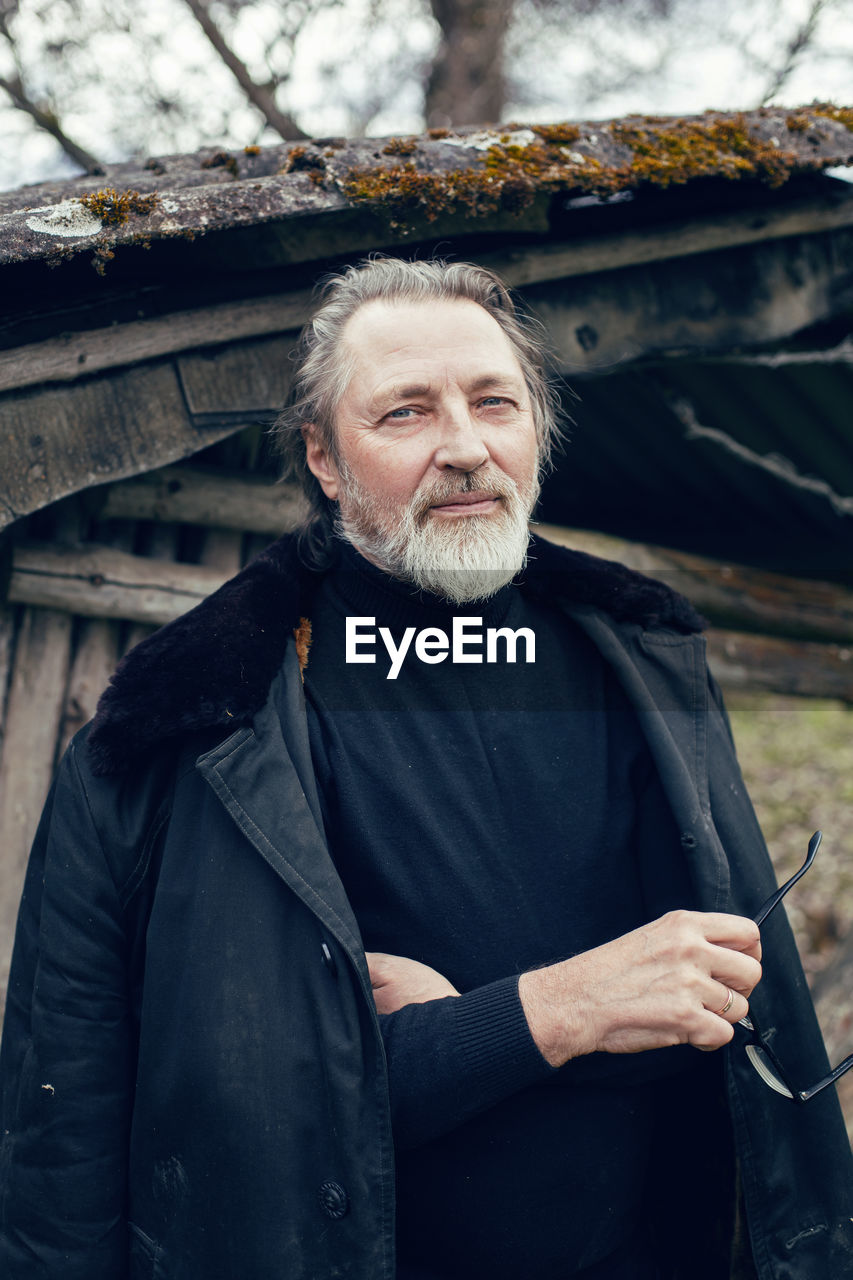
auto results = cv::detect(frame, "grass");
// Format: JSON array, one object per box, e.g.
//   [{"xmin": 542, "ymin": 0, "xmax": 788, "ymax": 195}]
[
  {"xmin": 727, "ymin": 693, "xmax": 853, "ymax": 977},
  {"xmin": 727, "ymin": 692, "xmax": 853, "ymax": 1138}
]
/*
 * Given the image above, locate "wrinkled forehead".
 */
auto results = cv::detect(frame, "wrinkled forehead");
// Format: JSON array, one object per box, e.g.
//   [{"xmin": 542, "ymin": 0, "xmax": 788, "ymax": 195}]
[
  {"xmin": 341, "ymin": 295, "xmax": 511, "ymax": 346},
  {"xmin": 337, "ymin": 296, "xmax": 525, "ymax": 390}
]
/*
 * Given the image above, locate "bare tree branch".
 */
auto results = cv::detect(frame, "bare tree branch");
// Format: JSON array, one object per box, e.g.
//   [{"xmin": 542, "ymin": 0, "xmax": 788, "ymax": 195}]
[
  {"xmin": 0, "ymin": 72, "xmax": 103, "ymax": 173},
  {"xmin": 180, "ymin": 0, "xmax": 307, "ymax": 140},
  {"xmin": 759, "ymin": 0, "xmax": 831, "ymax": 105}
]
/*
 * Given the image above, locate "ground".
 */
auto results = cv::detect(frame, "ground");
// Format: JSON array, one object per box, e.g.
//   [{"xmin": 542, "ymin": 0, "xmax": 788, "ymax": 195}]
[{"xmin": 727, "ymin": 691, "xmax": 853, "ymax": 1135}]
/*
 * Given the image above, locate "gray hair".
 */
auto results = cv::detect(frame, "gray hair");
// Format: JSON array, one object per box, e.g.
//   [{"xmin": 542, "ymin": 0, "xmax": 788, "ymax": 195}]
[{"xmin": 273, "ymin": 256, "xmax": 564, "ymax": 563}]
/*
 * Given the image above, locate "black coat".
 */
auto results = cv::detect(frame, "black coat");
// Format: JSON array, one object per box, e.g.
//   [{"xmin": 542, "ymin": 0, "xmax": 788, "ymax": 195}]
[{"xmin": 1, "ymin": 534, "xmax": 851, "ymax": 1279}]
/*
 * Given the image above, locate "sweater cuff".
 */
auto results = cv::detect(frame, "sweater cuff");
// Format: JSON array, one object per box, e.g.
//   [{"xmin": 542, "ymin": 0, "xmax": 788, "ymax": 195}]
[{"xmin": 453, "ymin": 973, "xmax": 557, "ymax": 1106}]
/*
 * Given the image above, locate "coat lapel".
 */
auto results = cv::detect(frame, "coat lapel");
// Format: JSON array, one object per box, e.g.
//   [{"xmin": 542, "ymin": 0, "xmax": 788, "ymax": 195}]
[
  {"xmin": 195, "ymin": 648, "xmax": 366, "ymax": 965},
  {"xmin": 567, "ymin": 603, "xmax": 731, "ymax": 913}
]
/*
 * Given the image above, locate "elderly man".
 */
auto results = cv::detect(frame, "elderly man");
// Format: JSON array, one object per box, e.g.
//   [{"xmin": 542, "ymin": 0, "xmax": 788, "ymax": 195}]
[{"xmin": 0, "ymin": 258, "xmax": 850, "ymax": 1280}]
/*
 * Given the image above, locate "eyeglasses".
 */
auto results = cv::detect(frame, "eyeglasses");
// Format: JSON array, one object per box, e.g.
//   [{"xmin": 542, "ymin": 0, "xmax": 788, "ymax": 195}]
[{"xmin": 739, "ymin": 830, "xmax": 853, "ymax": 1102}]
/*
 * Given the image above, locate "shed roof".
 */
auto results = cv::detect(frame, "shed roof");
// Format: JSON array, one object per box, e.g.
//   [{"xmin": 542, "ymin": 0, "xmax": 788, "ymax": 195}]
[{"xmin": 1, "ymin": 105, "xmax": 851, "ymax": 273}]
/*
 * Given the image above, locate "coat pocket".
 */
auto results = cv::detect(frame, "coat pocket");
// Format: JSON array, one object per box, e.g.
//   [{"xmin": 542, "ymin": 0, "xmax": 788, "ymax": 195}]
[{"xmin": 129, "ymin": 1222, "xmax": 165, "ymax": 1279}]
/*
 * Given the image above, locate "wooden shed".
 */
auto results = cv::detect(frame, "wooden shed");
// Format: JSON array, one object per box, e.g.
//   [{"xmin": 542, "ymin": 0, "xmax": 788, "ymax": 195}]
[{"xmin": 1, "ymin": 104, "xmax": 853, "ymax": 998}]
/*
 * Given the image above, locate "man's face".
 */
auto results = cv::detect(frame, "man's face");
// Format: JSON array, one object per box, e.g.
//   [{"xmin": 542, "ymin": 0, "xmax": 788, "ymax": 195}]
[{"xmin": 304, "ymin": 298, "xmax": 541, "ymax": 601}]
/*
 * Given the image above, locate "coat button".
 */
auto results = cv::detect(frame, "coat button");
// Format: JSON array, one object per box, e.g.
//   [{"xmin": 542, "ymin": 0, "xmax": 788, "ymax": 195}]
[
  {"xmin": 318, "ymin": 1180, "xmax": 349, "ymax": 1219},
  {"xmin": 321, "ymin": 942, "xmax": 338, "ymax": 977},
  {"xmin": 680, "ymin": 832, "xmax": 697, "ymax": 849}
]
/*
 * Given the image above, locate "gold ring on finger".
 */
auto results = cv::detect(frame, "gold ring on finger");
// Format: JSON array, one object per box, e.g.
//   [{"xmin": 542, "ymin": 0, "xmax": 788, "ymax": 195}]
[{"xmin": 714, "ymin": 986, "xmax": 735, "ymax": 1016}]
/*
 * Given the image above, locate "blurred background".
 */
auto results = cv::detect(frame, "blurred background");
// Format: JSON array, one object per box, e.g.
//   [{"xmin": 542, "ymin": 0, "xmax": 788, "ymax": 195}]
[{"xmin": 1, "ymin": 0, "xmax": 852, "ymax": 191}]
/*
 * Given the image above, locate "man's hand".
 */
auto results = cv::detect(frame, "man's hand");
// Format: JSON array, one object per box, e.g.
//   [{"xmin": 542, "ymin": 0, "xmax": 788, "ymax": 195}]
[
  {"xmin": 519, "ymin": 910, "xmax": 762, "ymax": 1067},
  {"xmin": 366, "ymin": 951, "xmax": 460, "ymax": 1015}
]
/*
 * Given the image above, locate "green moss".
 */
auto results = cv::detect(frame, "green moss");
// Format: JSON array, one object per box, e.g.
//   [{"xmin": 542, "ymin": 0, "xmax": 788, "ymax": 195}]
[
  {"xmin": 201, "ymin": 150, "xmax": 239, "ymax": 177},
  {"xmin": 786, "ymin": 113, "xmax": 812, "ymax": 133},
  {"xmin": 382, "ymin": 137, "xmax": 418, "ymax": 157},
  {"xmin": 282, "ymin": 145, "xmax": 326, "ymax": 175},
  {"xmin": 531, "ymin": 123, "xmax": 582, "ymax": 145},
  {"xmin": 814, "ymin": 103, "xmax": 853, "ymax": 132},
  {"xmin": 79, "ymin": 187, "xmax": 160, "ymax": 226},
  {"xmin": 243, "ymin": 145, "xmax": 261, "ymax": 156},
  {"xmin": 91, "ymin": 245, "xmax": 116, "ymax": 275},
  {"xmin": 481, "ymin": 138, "xmax": 620, "ymax": 201},
  {"xmin": 340, "ymin": 162, "xmax": 527, "ymax": 228},
  {"xmin": 612, "ymin": 116, "xmax": 798, "ymax": 189},
  {"xmin": 311, "ymin": 109, "xmax": 853, "ymax": 225}
]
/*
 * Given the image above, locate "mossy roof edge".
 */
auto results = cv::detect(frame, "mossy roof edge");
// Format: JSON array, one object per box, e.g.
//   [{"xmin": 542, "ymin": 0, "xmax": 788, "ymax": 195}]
[{"xmin": 0, "ymin": 104, "xmax": 850, "ymax": 270}]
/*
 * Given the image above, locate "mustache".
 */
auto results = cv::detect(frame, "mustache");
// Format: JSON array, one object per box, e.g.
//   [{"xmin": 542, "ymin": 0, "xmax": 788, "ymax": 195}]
[{"xmin": 412, "ymin": 469, "xmax": 519, "ymax": 517}]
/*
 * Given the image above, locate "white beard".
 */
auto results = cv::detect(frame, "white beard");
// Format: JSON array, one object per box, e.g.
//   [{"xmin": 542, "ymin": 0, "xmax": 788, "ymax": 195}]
[{"xmin": 335, "ymin": 466, "xmax": 539, "ymax": 605}]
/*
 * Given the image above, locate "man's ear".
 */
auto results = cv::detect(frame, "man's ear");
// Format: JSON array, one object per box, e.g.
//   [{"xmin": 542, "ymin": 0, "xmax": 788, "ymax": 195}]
[{"xmin": 302, "ymin": 424, "xmax": 340, "ymax": 501}]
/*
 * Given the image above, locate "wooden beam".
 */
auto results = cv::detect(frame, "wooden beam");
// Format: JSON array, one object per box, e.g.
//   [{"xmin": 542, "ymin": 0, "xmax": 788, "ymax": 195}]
[
  {"xmin": 538, "ymin": 526, "xmax": 853, "ymax": 644},
  {"xmin": 0, "ymin": 292, "xmax": 310, "ymax": 395},
  {"xmin": 99, "ymin": 466, "xmax": 307, "ymax": 535},
  {"xmin": 57, "ymin": 618, "xmax": 121, "ymax": 758},
  {"xmin": 122, "ymin": 521, "xmax": 180, "ymax": 654},
  {"xmin": 529, "ymin": 224, "xmax": 853, "ymax": 373},
  {"xmin": 4, "ymin": 533, "xmax": 853, "ymax": 702},
  {"xmin": 176, "ymin": 338, "xmax": 294, "ymax": 420},
  {"xmin": 0, "ymin": 606, "xmax": 13, "ymax": 736},
  {"xmin": 7, "ymin": 543, "xmax": 229, "ymax": 628},
  {"xmin": 8, "ymin": 530, "xmax": 853, "ymax": 651},
  {"xmin": 707, "ymin": 630, "xmax": 853, "ymax": 702},
  {"xmin": 4, "ymin": 189, "xmax": 852, "ymax": 398},
  {"xmin": 484, "ymin": 188, "xmax": 853, "ymax": 289},
  {"xmin": 0, "ymin": 607, "xmax": 73, "ymax": 995},
  {"xmin": 198, "ymin": 527, "xmax": 244, "ymax": 577},
  {"xmin": 0, "ymin": 361, "xmax": 239, "ymax": 533}
]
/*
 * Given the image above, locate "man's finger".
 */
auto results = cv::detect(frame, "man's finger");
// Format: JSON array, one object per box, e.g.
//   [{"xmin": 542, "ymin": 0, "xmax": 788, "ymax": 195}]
[{"xmin": 686, "ymin": 910, "xmax": 762, "ymax": 951}]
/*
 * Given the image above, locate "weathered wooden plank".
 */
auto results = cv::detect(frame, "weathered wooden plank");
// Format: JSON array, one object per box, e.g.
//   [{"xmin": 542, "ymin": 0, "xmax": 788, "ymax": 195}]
[
  {"xmin": 198, "ymin": 527, "xmax": 243, "ymax": 575},
  {"xmin": 529, "ymin": 224, "xmax": 853, "ymax": 372},
  {"xmin": 486, "ymin": 187, "xmax": 853, "ymax": 289},
  {"xmin": 707, "ymin": 630, "xmax": 853, "ymax": 702},
  {"xmin": 8, "ymin": 528, "xmax": 853, "ymax": 654},
  {"xmin": 100, "ymin": 466, "xmax": 307, "ymax": 535},
  {"xmin": 5, "ymin": 534, "xmax": 853, "ymax": 703},
  {"xmin": 0, "ymin": 292, "xmax": 310, "ymax": 395},
  {"xmin": 0, "ymin": 606, "xmax": 14, "ymax": 737},
  {"xmin": 5, "ymin": 191, "xmax": 853, "ymax": 400},
  {"xmin": 0, "ymin": 362, "xmax": 238, "ymax": 532},
  {"xmin": 176, "ymin": 334, "xmax": 294, "ymax": 418},
  {"xmin": 0, "ymin": 607, "xmax": 73, "ymax": 995},
  {"xmin": 58, "ymin": 618, "xmax": 121, "ymax": 757},
  {"xmin": 7, "ymin": 543, "xmax": 228, "ymax": 627},
  {"xmin": 122, "ymin": 523, "xmax": 181, "ymax": 653},
  {"xmin": 538, "ymin": 526, "xmax": 853, "ymax": 644}
]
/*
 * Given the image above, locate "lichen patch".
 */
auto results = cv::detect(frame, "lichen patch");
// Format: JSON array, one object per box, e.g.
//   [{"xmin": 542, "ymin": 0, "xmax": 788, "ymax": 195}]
[
  {"xmin": 25, "ymin": 200, "xmax": 103, "ymax": 239},
  {"xmin": 441, "ymin": 128, "xmax": 537, "ymax": 151}
]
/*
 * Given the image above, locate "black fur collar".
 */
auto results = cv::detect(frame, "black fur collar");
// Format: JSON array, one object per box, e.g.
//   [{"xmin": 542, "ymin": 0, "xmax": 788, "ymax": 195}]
[{"xmin": 87, "ymin": 532, "xmax": 704, "ymax": 776}]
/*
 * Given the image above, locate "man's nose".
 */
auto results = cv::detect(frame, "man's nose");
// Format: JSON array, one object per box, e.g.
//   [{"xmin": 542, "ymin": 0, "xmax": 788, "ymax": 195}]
[{"xmin": 432, "ymin": 402, "xmax": 490, "ymax": 472}]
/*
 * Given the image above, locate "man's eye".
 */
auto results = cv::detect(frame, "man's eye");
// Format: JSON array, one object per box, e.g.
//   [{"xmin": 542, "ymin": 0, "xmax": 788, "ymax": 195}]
[
  {"xmin": 481, "ymin": 396, "xmax": 510, "ymax": 407},
  {"xmin": 386, "ymin": 407, "xmax": 416, "ymax": 419}
]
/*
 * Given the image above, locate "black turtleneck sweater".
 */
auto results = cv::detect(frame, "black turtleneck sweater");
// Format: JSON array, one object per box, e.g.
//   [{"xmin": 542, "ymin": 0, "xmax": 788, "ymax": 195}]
[{"xmin": 301, "ymin": 542, "xmax": 696, "ymax": 1280}]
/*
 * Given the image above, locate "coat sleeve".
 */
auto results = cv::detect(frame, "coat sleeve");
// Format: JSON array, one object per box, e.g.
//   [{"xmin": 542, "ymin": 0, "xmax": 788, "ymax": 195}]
[{"xmin": 0, "ymin": 739, "xmax": 132, "ymax": 1279}]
